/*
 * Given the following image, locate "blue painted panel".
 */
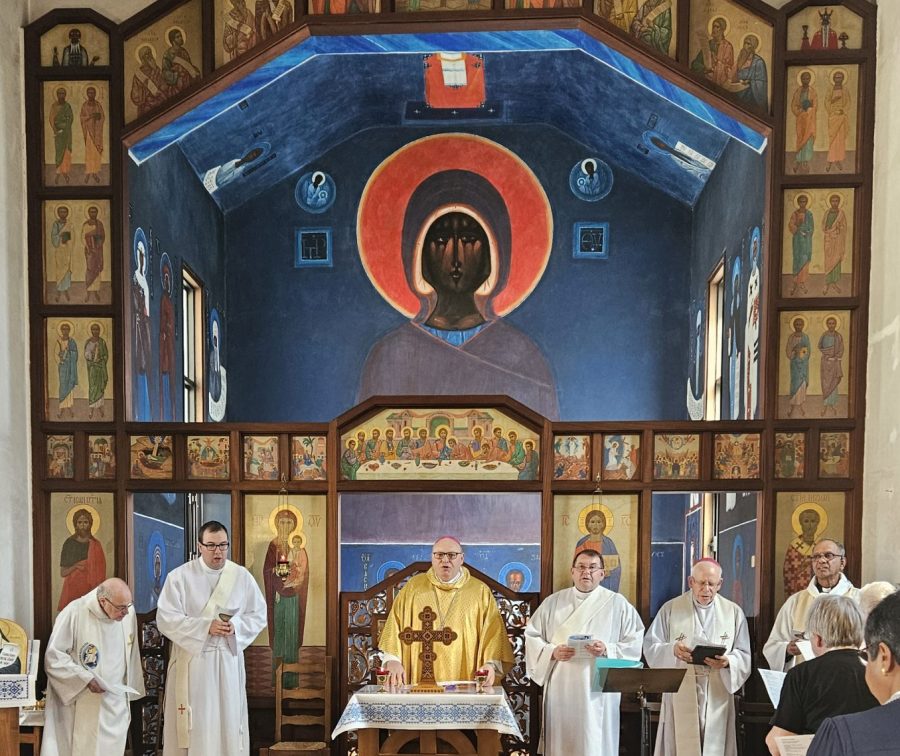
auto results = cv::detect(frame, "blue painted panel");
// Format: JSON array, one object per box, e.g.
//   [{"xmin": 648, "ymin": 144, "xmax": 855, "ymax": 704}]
[
  {"xmin": 340, "ymin": 543, "xmax": 540, "ymax": 592},
  {"xmin": 651, "ymin": 493, "xmax": 690, "ymax": 541},
  {"xmin": 650, "ymin": 542, "xmax": 684, "ymax": 616},
  {"xmin": 132, "ymin": 495, "xmax": 187, "ymax": 614},
  {"xmin": 129, "ymin": 29, "xmax": 764, "ymax": 210},
  {"xmin": 718, "ymin": 519, "xmax": 757, "ymax": 618},
  {"xmin": 340, "ymin": 492, "xmax": 543, "ymax": 544},
  {"xmin": 339, "ymin": 492, "xmax": 542, "ymax": 591}
]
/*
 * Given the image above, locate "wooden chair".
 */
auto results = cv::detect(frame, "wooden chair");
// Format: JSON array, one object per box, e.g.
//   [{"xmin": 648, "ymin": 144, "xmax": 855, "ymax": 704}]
[
  {"xmin": 129, "ymin": 608, "xmax": 170, "ymax": 755},
  {"xmin": 261, "ymin": 648, "xmax": 332, "ymax": 756}
]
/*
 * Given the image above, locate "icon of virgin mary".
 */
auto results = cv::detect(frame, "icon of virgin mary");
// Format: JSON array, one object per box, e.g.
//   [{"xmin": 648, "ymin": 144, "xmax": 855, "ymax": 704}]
[{"xmin": 357, "ymin": 134, "xmax": 559, "ymax": 418}]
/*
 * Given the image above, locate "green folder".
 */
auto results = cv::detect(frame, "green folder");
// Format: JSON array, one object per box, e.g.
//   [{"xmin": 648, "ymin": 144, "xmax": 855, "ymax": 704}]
[{"xmin": 592, "ymin": 657, "xmax": 643, "ymax": 692}]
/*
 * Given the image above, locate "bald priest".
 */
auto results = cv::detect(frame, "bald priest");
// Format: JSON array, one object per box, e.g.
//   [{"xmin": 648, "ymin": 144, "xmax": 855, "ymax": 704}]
[
  {"xmin": 42, "ymin": 578, "xmax": 146, "ymax": 755},
  {"xmin": 379, "ymin": 536, "xmax": 514, "ymax": 687}
]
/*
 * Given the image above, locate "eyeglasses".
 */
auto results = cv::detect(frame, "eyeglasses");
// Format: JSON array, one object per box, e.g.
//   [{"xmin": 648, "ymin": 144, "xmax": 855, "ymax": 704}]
[
  {"xmin": 101, "ymin": 597, "xmax": 134, "ymax": 612},
  {"xmin": 433, "ymin": 551, "xmax": 462, "ymax": 561},
  {"xmin": 201, "ymin": 542, "xmax": 229, "ymax": 552},
  {"xmin": 811, "ymin": 552, "xmax": 844, "ymax": 562},
  {"xmin": 858, "ymin": 647, "xmax": 871, "ymax": 665},
  {"xmin": 573, "ymin": 565, "xmax": 604, "ymax": 574}
]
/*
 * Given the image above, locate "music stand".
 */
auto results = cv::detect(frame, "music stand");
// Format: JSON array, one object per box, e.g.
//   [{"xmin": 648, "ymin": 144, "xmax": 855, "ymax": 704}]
[{"xmin": 602, "ymin": 668, "xmax": 686, "ymax": 756}]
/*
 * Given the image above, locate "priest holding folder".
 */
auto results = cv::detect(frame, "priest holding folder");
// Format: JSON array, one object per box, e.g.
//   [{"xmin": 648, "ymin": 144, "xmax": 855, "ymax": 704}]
[
  {"xmin": 525, "ymin": 549, "xmax": 644, "ymax": 755},
  {"xmin": 644, "ymin": 558, "xmax": 751, "ymax": 756}
]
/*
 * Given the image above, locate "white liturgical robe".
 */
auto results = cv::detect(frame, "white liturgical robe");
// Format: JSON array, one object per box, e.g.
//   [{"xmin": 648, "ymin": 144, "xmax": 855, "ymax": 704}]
[
  {"xmin": 42, "ymin": 591, "xmax": 145, "ymax": 756},
  {"xmin": 762, "ymin": 574, "xmax": 859, "ymax": 672},
  {"xmin": 157, "ymin": 558, "xmax": 267, "ymax": 755},
  {"xmin": 525, "ymin": 585, "xmax": 644, "ymax": 756},
  {"xmin": 643, "ymin": 592, "xmax": 751, "ymax": 756}
]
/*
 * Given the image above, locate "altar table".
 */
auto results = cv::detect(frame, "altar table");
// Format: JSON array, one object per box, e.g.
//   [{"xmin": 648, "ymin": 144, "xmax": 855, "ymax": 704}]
[{"xmin": 333, "ymin": 684, "xmax": 522, "ymax": 756}]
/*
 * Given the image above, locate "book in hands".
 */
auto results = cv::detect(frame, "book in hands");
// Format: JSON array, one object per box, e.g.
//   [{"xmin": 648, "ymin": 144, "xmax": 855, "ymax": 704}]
[
  {"xmin": 690, "ymin": 645, "xmax": 726, "ymax": 665},
  {"xmin": 567, "ymin": 634, "xmax": 593, "ymax": 660}
]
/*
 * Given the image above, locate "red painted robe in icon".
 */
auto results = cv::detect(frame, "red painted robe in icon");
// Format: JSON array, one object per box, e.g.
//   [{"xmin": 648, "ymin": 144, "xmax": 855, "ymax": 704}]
[
  {"xmin": 783, "ymin": 536, "xmax": 815, "ymax": 598},
  {"xmin": 811, "ymin": 26, "xmax": 839, "ymax": 50},
  {"xmin": 58, "ymin": 536, "xmax": 107, "ymax": 611},
  {"xmin": 424, "ymin": 53, "xmax": 486, "ymax": 109}
]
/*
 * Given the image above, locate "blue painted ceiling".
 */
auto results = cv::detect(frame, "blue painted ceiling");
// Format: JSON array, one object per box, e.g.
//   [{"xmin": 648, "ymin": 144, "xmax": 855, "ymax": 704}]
[{"xmin": 130, "ymin": 30, "xmax": 767, "ymax": 211}]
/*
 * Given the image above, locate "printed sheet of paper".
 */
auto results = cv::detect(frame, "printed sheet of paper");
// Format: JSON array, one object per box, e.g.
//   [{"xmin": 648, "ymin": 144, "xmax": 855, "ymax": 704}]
[
  {"xmin": 758, "ymin": 668, "xmax": 787, "ymax": 707},
  {"xmin": 775, "ymin": 733, "xmax": 813, "ymax": 756},
  {"xmin": 93, "ymin": 674, "xmax": 142, "ymax": 697},
  {"xmin": 796, "ymin": 640, "xmax": 815, "ymax": 661}
]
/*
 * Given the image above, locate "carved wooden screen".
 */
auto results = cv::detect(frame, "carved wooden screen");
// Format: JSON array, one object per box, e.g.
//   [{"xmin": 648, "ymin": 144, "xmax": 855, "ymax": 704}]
[
  {"xmin": 130, "ymin": 609, "xmax": 169, "ymax": 755},
  {"xmin": 339, "ymin": 561, "xmax": 538, "ymax": 756}
]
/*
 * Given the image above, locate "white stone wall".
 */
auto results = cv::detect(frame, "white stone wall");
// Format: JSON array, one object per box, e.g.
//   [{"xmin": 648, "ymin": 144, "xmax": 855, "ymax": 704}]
[
  {"xmin": 0, "ymin": 0, "xmax": 31, "ymax": 630},
  {"xmin": 863, "ymin": 0, "xmax": 900, "ymax": 584},
  {"xmin": 28, "ymin": 0, "xmax": 147, "ymax": 24}
]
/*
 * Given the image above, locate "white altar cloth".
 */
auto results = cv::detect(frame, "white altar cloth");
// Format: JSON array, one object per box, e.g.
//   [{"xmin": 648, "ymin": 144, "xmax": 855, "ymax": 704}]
[{"xmin": 332, "ymin": 684, "xmax": 522, "ymax": 738}]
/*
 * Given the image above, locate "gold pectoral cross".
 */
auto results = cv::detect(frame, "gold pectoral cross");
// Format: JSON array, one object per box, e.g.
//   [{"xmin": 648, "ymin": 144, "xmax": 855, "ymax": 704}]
[{"xmin": 398, "ymin": 605, "xmax": 458, "ymax": 693}]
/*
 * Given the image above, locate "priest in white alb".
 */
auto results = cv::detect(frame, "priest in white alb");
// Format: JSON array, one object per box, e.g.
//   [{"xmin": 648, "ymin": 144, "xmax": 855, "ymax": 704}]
[
  {"xmin": 42, "ymin": 577, "xmax": 145, "ymax": 755},
  {"xmin": 763, "ymin": 538, "xmax": 860, "ymax": 672},
  {"xmin": 379, "ymin": 535, "xmax": 514, "ymax": 687},
  {"xmin": 525, "ymin": 549, "xmax": 644, "ymax": 756},
  {"xmin": 157, "ymin": 521, "xmax": 267, "ymax": 755},
  {"xmin": 644, "ymin": 558, "xmax": 751, "ymax": 756}
]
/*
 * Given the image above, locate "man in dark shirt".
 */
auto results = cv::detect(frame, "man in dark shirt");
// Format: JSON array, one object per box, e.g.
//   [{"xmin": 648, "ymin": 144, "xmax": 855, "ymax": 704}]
[{"xmin": 766, "ymin": 595, "xmax": 878, "ymax": 754}]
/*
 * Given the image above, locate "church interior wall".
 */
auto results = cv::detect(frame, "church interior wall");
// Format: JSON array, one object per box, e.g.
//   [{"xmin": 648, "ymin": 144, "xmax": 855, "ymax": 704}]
[
  {"xmin": 128, "ymin": 143, "xmax": 225, "ymax": 421},
  {"xmin": 223, "ymin": 122, "xmax": 695, "ymax": 422},
  {"xmin": 28, "ymin": 0, "xmax": 146, "ymax": 25},
  {"xmin": 649, "ymin": 492, "xmax": 691, "ymax": 615},
  {"xmin": 688, "ymin": 138, "xmax": 768, "ymax": 420},
  {"xmin": 0, "ymin": 0, "xmax": 32, "ymax": 631},
  {"xmin": 5, "ymin": 0, "xmax": 899, "ymax": 713},
  {"xmin": 339, "ymin": 491, "xmax": 543, "ymax": 592},
  {"xmin": 863, "ymin": 0, "xmax": 900, "ymax": 585}
]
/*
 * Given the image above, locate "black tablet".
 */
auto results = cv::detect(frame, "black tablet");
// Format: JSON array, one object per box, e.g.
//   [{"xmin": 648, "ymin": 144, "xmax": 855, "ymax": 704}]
[{"xmin": 690, "ymin": 645, "xmax": 727, "ymax": 665}]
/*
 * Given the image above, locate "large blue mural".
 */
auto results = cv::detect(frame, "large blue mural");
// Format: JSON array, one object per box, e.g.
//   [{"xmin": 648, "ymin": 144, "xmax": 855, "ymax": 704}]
[
  {"xmin": 688, "ymin": 140, "xmax": 768, "ymax": 421},
  {"xmin": 127, "ymin": 145, "xmax": 226, "ymax": 422},
  {"xmin": 126, "ymin": 29, "xmax": 767, "ymax": 424}
]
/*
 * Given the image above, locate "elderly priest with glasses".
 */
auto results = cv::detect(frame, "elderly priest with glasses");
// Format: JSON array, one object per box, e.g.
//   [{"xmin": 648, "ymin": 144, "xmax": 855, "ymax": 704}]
[
  {"xmin": 157, "ymin": 520, "xmax": 267, "ymax": 755},
  {"xmin": 644, "ymin": 558, "xmax": 752, "ymax": 756},
  {"xmin": 525, "ymin": 549, "xmax": 644, "ymax": 756},
  {"xmin": 763, "ymin": 538, "xmax": 860, "ymax": 673},
  {"xmin": 42, "ymin": 577, "xmax": 146, "ymax": 755},
  {"xmin": 379, "ymin": 536, "xmax": 514, "ymax": 688}
]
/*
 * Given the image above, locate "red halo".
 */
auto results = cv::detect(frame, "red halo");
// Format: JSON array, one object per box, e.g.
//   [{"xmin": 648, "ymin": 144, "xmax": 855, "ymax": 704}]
[{"xmin": 357, "ymin": 133, "xmax": 553, "ymax": 318}]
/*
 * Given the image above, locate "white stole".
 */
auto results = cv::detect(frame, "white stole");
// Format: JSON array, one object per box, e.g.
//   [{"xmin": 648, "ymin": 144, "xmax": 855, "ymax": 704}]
[
  {"xmin": 669, "ymin": 593, "xmax": 736, "ymax": 756},
  {"xmin": 549, "ymin": 587, "xmax": 614, "ymax": 646},
  {"xmin": 173, "ymin": 560, "xmax": 239, "ymax": 748}
]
